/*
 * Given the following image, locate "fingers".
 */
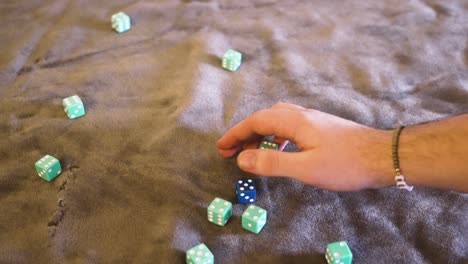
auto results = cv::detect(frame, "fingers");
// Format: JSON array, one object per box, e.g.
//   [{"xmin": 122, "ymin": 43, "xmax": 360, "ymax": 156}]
[
  {"xmin": 237, "ymin": 149, "xmax": 313, "ymax": 179},
  {"xmin": 217, "ymin": 108, "xmax": 306, "ymax": 156}
]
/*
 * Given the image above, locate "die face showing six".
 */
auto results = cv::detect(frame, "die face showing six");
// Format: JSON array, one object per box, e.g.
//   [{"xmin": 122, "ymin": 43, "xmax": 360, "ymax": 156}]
[
  {"xmin": 35, "ymin": 155, "xmax": 62, "ymax": 182},
  {"xmin": 222, "ymin": 49, "xmax": 242, "ymax": 72},
  {"xmin": 236, "ymin": 179, "xmax": 256, "ymax": 204},
  {"xmin": 186, "ymin": 243, "xmax": 214, "ymax": 264},
  {"xmin": 241, "ymin": 205, "xmax": 267, "ymax": 234},
  {"xmin": 259, "ymin": 140, "xmax": 279, "ymax": 150},
  {"xmin": 207, "ymin": 197, "xmax": 232, "ymax": 226},
  {"xmin": 63, "ymin": 95, "xmax": 85, "ymax": 119},
  {"xmin": 112, "ymin": 12, "xmax": 131, "ymax": 33},
  {"xmin": 325, "ymin": 241, "xmax": 353, "ymax": 264}
]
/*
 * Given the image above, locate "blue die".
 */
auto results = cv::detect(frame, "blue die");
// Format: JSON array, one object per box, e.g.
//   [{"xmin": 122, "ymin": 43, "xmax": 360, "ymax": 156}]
[{"xmin": 236, "ymin": 178, "xmax": 256, "ymax": 204}]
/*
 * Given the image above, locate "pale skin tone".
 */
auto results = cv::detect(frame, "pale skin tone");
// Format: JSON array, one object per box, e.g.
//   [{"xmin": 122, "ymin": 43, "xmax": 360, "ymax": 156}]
[{"xmin": 217, "ymin": 102, "xmax": 468, "ymax": 193}]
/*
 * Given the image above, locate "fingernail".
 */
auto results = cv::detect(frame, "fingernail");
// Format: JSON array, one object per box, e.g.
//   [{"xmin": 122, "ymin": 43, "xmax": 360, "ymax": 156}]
[{"xmin": 239, "ymin": 152, "xmax": 256, "ymax": 170}]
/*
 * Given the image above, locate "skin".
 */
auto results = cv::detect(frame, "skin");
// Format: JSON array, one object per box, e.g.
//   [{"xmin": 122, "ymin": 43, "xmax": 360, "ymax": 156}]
[{"xmin": 216, "ymin": 102, "xmax": 468, "ymax": 193}]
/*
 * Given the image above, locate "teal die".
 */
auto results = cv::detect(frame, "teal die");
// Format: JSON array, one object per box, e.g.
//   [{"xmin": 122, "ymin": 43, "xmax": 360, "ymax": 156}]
[
  {"xmin": 35, "ymin": 155, "xmax": 62, "ymax": 182},
  {"xmin": 207, "ymin": 197, "xmax": 232, "ymax": 226},
  {"xmin": 325, "ymin": 241, "xmax": 353, "ymax": 264},
  {"xmin": 242, "ymin": 205, "xmax": 267, "ymax": 234},
  {"xmin": 63, "ymin": 95, "xmax": 85, "ymax": 119},
  {"xmin": 111, "ymin": 12, "xmax": 131, "ymax": 33},
  {"xmin": 258, "ymin": 140, "xmax": 279, "ymax": 150},
  {"xmin": 222, "ymin": 49, "xmax": 242, "ymax": 71},
  {"xmin": 186, "ymin": 243, "xmax": 214, "ymax": 264}
]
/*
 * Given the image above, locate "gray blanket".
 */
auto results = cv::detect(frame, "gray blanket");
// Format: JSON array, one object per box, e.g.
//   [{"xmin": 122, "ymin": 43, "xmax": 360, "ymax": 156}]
[{"xmin": 1, "ymin": 0, "xmax": 467, "ymax": 263}]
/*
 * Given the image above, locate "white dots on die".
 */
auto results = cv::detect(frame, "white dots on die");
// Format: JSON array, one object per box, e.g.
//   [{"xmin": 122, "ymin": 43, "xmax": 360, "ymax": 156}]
[
  {"xmin": 210, "ymin": 205, "xmax": 215, "ymax": 209},
  {"xmin": 224, "ymin": 202, "xmax": 229, "ymax": 206},
  {"xmin": 334, "ymin": 253, "xmax": 340, "ymax": 258},
  {"xmin": 186, "ymin": 255, "xmax": 190, "ymax": 259},
  {"xmin": 219, "ymin": 208, "xmax": 224, "ymax": 213},
  {"xmin": 214, "ymin": 198, "xmax": 220, "ymax": 202},
  {"xmin": 240, "ymin": 193, "xmax": 245, "ymax": 197},
  {"xmin": 245, "ymin": 196, "xmax": 250, "ymax": 199},
  {"xmin": 45, "ymin": 164, "xmax": 49, "ymax": 168},
  {"xmin": 249, "ymin": 186, "xmax": 254, "ymax": 190},
  {"xmin": 190, "ymin": 250, "xmax": 195, "ymax": 254},
  {"xmin": 197, "ymin": 251, "xmax": 203, "ymax": 256},
  {"xmin": 340, "ymin": 242, "xmax": 346, "ymax": 247},
  {"xmin": 253, "ymin": 216, "xmax": 258, "ymax": 220},
  {"xmin": 205, "ymin": 252, "xmax": 210, "ymax": 257},
  {"xmin": 74, "ymin": 110, "xmax": 79, "ymax": 114},
  {"xmin": 240, "ymin": 187, "xmax": 244, "ymax": 191},
  {"xmin": 335, "ymin": 260, "xmax": 340, "ymax": 263},
  {"xmin": 248, "ymin": 179, "xmax": 252, "ymax": 183},
  {"xmin": 250, "ymin": 199, "xmax": 254, "ymax": 202},
  {"xmin": 196, "ymin": 257, "xmax": 201, "ymax": 261},
  {"xmin": 71, "ymin": 115, "xmax": 76, "ymax": 118},
  {"xmin": 244, "ymin": 212, "xmax": 250, "ymax": 216},
  {"xmin": 198, "ymin": 245, "xmax": 205, "ymax": 249},
  {"xmin": 247, "ymin": 223, "xmax": 252, "ymax": 227},
  {"xmin": 244, "ymin": 183, "xmax": 248, "ymax": 187},
  {"xmin": 48, "ymin": 169, "xmax": 52, "ymax": 173},
  {"xmin": 258, "ymin": 209, "xmax": 264, "ymax": 214},
  {"xmin": 238, "ymin": 180, "xmax": 242, "ymax": 184},
  {"xmin": 78, "ymin": 105, "xmax": 82, "ymax": 109},
  {"xmin": 249, "ymin": 205, "xmax": 255, "ymax": 210}
]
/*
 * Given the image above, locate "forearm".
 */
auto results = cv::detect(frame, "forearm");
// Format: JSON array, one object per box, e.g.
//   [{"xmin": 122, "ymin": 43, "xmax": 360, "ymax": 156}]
[{"xmin": 387, "ymin": 115, "xmax": 468, "ymax": 192}]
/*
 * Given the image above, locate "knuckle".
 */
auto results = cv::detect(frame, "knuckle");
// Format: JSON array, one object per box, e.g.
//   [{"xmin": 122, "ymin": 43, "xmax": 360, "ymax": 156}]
[
  {"xmin": 259, "ymin": 151, "xmax": 281, "ymax": 175},
  {"xmin": 271, "ymin": 102, "xmax": 288, "ymax": 109}
]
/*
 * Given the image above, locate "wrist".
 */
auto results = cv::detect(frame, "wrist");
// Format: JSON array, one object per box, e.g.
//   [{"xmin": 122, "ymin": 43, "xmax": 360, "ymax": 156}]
[{"xmin": 364, "ymin": 128, "xmax": 395, "ymax": 189}]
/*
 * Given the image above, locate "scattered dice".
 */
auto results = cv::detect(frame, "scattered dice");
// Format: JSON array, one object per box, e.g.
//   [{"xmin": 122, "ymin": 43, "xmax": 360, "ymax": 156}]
[
  {"xmin": 258, "ymin": 140, "xmax": 278, "ymax": 150},
  {"xmin": 207, "ymin": 197, "xmax": 232, "ymax": 226},
  {"xmin": 35, "ymin": 155, "xmax": 62, "ymax": 182},
  {"xmin": 186, "ymin": 243, "xmax": 214, "ymax": 264},
  {"xmin": 111, "ymin": 12, "xmax": 131, "ymax": 33},
  {"xmin": 63, "ymin": 95, "xmax": 85, "ymax": 119},
  {"xmin": 325, "ymin": 241, "xmax": 353, "ymax": 264},
  {"xmin": 222, "ymin": 49, "xmax": 242, "ymax": 72},
  {"xmin": 236, "ymin": 178, "xmax": 256, "ymax": 204},
  {"xmin": 242, "ymin": 205, "xmax": 267, "ymax": 234}
]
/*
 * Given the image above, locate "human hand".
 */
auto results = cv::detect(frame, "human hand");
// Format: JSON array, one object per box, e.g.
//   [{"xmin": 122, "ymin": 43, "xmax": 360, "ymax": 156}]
[{"xmin": 217, "ymin": 103, "xmax": 394, "ymax": 191}]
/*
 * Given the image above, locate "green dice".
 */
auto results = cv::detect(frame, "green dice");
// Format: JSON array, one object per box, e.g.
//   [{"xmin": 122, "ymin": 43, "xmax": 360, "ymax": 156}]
[
  {"xmin": 207, "ymin": 197, "xmax": 232, "ymax": 226},
  {"xmin": 242, "ymin": 205, "xmax": 267, "ymax": 234},
  {"xmin": 186, "ymin": 243, "xmax": 214, "ymax": 264},
  {"xmin": 35, "ymin": 155, "xmax": 62, "ymax": 182},
  {"xmin": 222, "ymin": 49, "xmax": 242, "ymax": 71},
  {"xmin": 63, "ymin": 95, "xmax": 85, "ymax": 119},
  {"xmin": 258, "ymin": 140, "xmax": 279, "ymax": 150},
  {"xmin": 112, "ymin": 12, "xmax": 131, "ymax": 33},
  {"xmin": 325, "ymin": 241, "xmax": 353, "ymax": 264}
]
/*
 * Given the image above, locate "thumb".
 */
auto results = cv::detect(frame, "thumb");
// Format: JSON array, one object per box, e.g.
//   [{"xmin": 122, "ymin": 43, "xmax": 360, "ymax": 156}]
[{"xmin": 237, "ymin": 149, "xmax": 310, "ymax": 178}]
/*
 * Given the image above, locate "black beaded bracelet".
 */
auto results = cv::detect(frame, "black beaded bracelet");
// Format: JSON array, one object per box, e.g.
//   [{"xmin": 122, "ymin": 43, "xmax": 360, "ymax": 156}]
[{"xmin": 392, "ymin": 125, "xmax": 414, "ymax": 191}]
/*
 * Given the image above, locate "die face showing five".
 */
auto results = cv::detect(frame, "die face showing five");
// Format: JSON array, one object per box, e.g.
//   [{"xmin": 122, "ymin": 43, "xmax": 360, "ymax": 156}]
[
  {"xmin": 63, "ymin": 95, "xmax": 85, "ymax": 119},
  {"xmin": 236, "ymin": 179, "xmax": 256, "ymax": 204},
  {"xmin": 35, "ymin": 155, "xmax": 62, "ymax": 182},
  {"xmin": 325, "ymin": 241, "xmax": 353, "ymax": 264},
  {"xmin": 259, "ymin": 140, "xmax": 279, "ymax": 150},
  {"xmin": 186, "ymin": 243, "xmax": 214, "ymax": 264},
  {"xmin": 242, "ymin": 205, "xmax": 267, "ymax": 234},
  {"xmin": 112, "ymin": 12, "xmax": 131, "ymax": 33},
  {"xmin": 207, "ymin": 197, "xmax": 232, "ymax": 226},
  {"xmin": 222, "ymin": 49, "xmax": 242, "ymax": 72}
]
